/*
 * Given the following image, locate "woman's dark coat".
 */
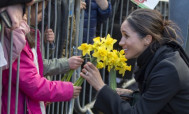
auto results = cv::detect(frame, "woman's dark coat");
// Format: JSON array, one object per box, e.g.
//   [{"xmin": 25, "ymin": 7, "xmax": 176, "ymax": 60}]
[{"xmin": 94, "ymin": 45, "xmax": 189, "ymax": 114}]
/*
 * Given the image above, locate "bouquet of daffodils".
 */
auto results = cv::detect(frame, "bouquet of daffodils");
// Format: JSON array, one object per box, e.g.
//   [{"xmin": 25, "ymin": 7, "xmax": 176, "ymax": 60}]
[{"xmin": 74, "ymin": 34, "xmax": 131, "ymax": 90}]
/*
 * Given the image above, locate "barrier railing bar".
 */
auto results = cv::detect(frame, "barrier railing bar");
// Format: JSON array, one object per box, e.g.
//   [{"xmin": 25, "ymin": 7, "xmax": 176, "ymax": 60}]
[
  {"xmin": 35, "ymin": 3, "xmax": 39, "ymax": 51},
  {"xmin": 120, "ymin": 0, "xmax": 123, "ymax": 25},
  {"xmin": 41, "ymin": 1, "xmax": 45, "ymax": 56},
  {"xmin": 126, "ymin": 0, "xmax": 129, "ymax": 17},
  {"xmin": 15, "ymin": 55, "xmax": 20, "ymax": 114},
  {"xmin": 0, "ymin": 21, "xmax": 4, "ymax": 114},
  {"xmin": 7, "ymin": 31, "xmax": 13, "ymax": 114}
]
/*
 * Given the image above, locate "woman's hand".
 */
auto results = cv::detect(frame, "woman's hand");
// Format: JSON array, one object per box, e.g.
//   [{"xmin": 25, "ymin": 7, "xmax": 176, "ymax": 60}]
[
  {"xmin": 80, "ymin": 62, "xmax": 105, "ymax": 91},
  {"xmin": 116, "ymin": 88, "xmax": 133, "ymax": 95},
  {"xmin": 116, "ymin": 88, "xmax": 133, "ymax": 100},
  {"xmin": 68, "ymin": 56, "xmax": 84, "ymax": 70},
  {"xmin": 73, "ymin": 86, "xmax": 82, "ymax": 98}
]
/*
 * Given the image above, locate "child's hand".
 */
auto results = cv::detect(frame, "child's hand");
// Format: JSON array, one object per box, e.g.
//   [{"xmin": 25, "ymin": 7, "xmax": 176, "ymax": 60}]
[
  {"xmin": 73, "ymin": 86, "xmax": 82, "ymax": 98},
  {"xmin": 80, "ymin": 0, "xmax": 86, "ymax": 10},
  {"xmin": 68, "ymin": 56, "xmax": 84, "ymax": 70},
  {"xmin": 45, "ymin": 28, "xmax": 55, "ymax": 43}
]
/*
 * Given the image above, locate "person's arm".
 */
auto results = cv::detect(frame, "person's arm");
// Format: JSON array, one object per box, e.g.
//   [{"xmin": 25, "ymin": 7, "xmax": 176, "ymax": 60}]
[
  {"xmin": 11, "ymin": 49, "xmax": 74, "ymax": 102},
  {"xmin": 43, "ymin": 58, "xmax": 70, "ymax": 76},
  {"xmin": 95, "ymin": 0, "xmax": 108, "ymax": 10},
  {"xmin": 81, "ymin": 62, "xmax": 179, "ymax": 114},
  {"xmin": 96, "ymin": 0, "xmax": 112, "ymax": 22},
  {"xmin": 43, "ymin": 56, "xmax": 84, "ymax": 76}
]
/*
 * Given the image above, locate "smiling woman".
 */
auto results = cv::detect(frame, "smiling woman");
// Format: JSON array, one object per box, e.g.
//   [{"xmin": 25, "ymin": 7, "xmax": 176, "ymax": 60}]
[{"xmin": 80, "ymin": 8, "xmax": 189, "ymax": 114}]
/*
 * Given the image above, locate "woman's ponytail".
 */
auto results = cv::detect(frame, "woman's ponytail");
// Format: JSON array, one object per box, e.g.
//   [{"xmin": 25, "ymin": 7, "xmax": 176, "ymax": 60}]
[{"xmin": 162, "ymin": 20, "xmax": 181, "ymax": 41}]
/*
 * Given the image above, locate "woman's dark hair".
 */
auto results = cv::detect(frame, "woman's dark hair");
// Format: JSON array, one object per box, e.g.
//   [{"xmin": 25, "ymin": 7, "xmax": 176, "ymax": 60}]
[{"xmin": 125, "ymin": 9, "xmax": 182, "ymax": 45}]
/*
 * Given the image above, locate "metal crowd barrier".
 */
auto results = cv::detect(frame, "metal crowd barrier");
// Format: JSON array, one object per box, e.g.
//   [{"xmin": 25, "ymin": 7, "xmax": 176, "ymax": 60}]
[{"xmin": 0, "ymin": 0, "xmax": 170, "ymax": 114}]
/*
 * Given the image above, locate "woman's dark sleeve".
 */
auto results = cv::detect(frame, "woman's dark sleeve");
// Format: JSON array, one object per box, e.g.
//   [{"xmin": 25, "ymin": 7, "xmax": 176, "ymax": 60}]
[
  {"xmin": 95, "ymin": 85, "xmax": 134, "ymax": 114},
  {"xmin": 0, "ymin": 0, "xmax": 32, "ymax": 8}
]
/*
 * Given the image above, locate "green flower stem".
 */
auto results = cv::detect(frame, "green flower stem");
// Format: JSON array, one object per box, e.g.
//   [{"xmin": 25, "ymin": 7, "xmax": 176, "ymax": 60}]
[
  {"xmin": 90, "ymin": 57, "xmax": 97, "ymax": 66},
  {"xmin": 74, "ymin": 76, "xmax": 84, "ymax": 86},
  {"xmin": 61, "ymin": 70, "xmax": 74, "ymax": 81},
  {"xmin": 66, "ymin": 70, "xmax": 74, "ymax": 81},
  {"xmin": 110, "ymin": 68, "xmax": 117, "ymax": 90},
  {"xmin": 61, "ymin": 73, "xmax": 68, "ymax": 81}
]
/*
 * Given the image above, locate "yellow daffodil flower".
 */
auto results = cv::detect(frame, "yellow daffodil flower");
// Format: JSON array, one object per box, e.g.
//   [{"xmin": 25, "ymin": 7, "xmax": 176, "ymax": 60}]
[
  {"xmin": 92, "ymin": 46, "xmax": 108, "ymax": 62},
  {"xmin": 97, "ymin": 62, "xmax": 105, "ymax": 69},
  {"xmin": 78, "ymin": 43, "xmax": 93, "ymax": 56},
  {"xmin": 75, "ymin": 34, "xmax": 132, "ymax": 89},
  {"xmin": 101, "ymin": 34, "xmax": 117, "ymax": 51}
]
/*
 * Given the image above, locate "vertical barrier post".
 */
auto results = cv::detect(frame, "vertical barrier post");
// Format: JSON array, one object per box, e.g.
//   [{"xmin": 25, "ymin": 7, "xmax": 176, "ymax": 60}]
[{"xmin": 7, "ymin": 31, "xmax": 13, "ymax": 114}]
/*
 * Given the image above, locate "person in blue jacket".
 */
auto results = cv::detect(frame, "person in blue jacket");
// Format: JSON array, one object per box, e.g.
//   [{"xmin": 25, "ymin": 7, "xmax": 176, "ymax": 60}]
[{"xmin": 83, "ymin": 0, "xmax": 112, "ymax": 44}]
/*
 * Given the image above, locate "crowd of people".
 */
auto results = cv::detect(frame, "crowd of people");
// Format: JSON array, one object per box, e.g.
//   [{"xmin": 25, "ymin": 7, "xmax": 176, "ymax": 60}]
[
  {"xmin": 0, "ymin": 0, "xmax": 189, "ymax": 114},
  {"xmin": 1, "ymin": 1, "xmax": 83, "ymax": 114}
]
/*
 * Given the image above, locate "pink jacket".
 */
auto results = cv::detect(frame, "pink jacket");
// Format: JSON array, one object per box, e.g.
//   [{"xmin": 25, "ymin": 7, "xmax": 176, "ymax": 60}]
[{"xmin": 2, "ymin": 30, "xmax": 74, "ymax": 114}]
